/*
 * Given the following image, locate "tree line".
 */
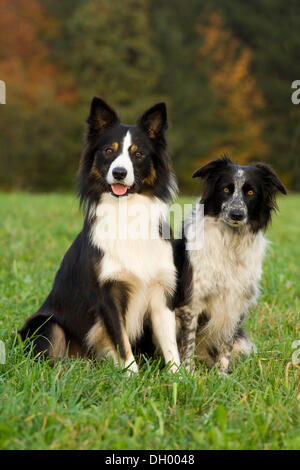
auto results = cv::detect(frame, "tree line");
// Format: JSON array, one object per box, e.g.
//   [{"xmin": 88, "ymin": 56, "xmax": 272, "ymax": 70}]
[{"xmin": 0, "ymin": 0, "xmax": 299, "ymax": 193}]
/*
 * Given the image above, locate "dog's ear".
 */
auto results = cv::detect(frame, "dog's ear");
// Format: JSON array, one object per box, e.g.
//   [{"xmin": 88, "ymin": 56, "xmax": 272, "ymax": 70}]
[
  {"xmin": 254, "ymin": 163, "xmax": 287, "ymax": 195},
  {"xmin": 192, "ymin": 155, "xmax": 232, "ymax": 180},
  {"xmin": 137, "ymin": 102, "xmax": 168, "ymax": 139},
  {"xmin": 86, "ymin": 97, "xmax": 120, "ymax": 135}
]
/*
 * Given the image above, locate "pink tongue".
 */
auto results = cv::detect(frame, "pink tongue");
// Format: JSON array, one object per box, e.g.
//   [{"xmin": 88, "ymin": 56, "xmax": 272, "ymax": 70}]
[{"xmin": 111, "ymin": 184, "xmax": 129, "ymax": 196}]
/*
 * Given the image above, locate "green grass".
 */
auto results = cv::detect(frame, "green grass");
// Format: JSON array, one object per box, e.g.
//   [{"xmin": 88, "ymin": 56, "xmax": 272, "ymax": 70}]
[{"xmin": 0, "ymin": 192, "xmax": 299, "ymax": 450}]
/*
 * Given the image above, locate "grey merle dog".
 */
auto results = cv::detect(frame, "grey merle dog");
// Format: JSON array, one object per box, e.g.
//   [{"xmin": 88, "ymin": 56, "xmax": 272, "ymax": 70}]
[{"xmin": 174, "ymin": 156, "xmax": 286, "ymax": 373}]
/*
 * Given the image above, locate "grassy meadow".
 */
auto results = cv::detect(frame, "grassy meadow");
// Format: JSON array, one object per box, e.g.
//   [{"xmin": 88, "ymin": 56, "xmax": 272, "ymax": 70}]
[{"xmin": 0, "ymin": 192, "xmax": 299, "ymax": 450}]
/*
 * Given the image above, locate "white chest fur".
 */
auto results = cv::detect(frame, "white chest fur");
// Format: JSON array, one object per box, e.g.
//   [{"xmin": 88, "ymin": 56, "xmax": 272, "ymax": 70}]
[
  {"xmin": 189, "ymin": 216, "xmax": 267, "ymax": 295},
  {"xmin": 186, "ymin": 214, "xmax": 267, "ymax": 340},
  {"xmin": 89, "ymin": 193, "xmax": 176, "ymax": 342}
]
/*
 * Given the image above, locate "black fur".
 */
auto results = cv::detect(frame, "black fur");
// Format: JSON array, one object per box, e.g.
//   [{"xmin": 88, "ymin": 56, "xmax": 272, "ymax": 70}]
[
  {"xmin": 19, "ymin": 98, "xmax": 177, "ymax": 363},
  {"xmin": 193, "ymin": 155, "xmax": 287, "ymax": 232},
  {"xmin": 132, "ymin": 156, "xmax": 287, "ymax": 368},
  {"xmin": 172, "ymin": 236, "xmax": 193, "ymax": 309},
  {"xmin": 174, "ymin": 156, "xmax": 287, "ymax": 370},
  {"xmin": 77, "ymin": 98, "xmax": 175, "ymax": 210}
]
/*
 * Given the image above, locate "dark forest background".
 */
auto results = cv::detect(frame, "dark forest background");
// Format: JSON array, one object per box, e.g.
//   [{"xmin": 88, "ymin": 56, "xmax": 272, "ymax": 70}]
[{"xmin": 0, "ymin": 0, "xmax": 299, "ymax": 193}]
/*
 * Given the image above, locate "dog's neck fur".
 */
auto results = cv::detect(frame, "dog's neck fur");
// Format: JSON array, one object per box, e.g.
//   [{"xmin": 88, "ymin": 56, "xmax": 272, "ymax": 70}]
[
  {"xmin": 185, "ymin": 201, "xmax": 267, "ymax": 260},
  {"xmin": 203, "ymin": 216, "xmax": 267, "ymax": 260},
  {"xmin": 183, "ymin": 204, "xmax": 267, "ymax": 342}
]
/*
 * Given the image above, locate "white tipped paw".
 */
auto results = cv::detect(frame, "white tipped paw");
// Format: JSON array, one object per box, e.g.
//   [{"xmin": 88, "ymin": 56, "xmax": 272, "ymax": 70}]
[
  {"xmin": 168, "ymin": 362, "xmax": 181, "ymax": 374},
  {"xmin": 124, "ymin": 357, "xmax": 138, "ymax": 375}
]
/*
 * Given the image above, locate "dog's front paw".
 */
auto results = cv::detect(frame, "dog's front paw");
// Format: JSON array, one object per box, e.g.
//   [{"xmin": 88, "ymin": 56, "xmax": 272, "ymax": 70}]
[
  {"xmin": 215, "ymin": 355, "xmax": 232, "ymax": 376},
  {"xmin": 167, "ymin": 361, "xmax": 181, "ymax": 374},
  {"xmin": 124, "ymin": 357, "xmax": 139, "ymax": 375},
  {"xmin": 183, "ymin": 358, "xmax": 195, "ymax": 375}
]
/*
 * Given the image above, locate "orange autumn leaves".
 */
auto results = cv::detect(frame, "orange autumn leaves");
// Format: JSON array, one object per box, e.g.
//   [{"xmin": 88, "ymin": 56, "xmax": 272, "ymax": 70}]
[
  {"xmin": 0, "ymin": 3, "xmax": 273, "ymax": 191},
  {"xmin": 197, "ymin": 12, "xmax": 268, "ymax": 166},
  {"xmin": 0, "ymin": 0, "xmax": 77, "ymax": 106}
]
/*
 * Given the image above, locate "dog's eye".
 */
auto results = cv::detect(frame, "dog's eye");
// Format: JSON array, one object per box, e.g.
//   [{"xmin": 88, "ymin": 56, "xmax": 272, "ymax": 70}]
[
  {"xmin": 135, "ymin": 151, "xmax": 144, "ymax": 159},
  {"xmin": 247, "ymin": 190, "xmax": 254, "ymax": 196},
  {"xmin": 104, "ymin": 147, "xmax": 114, "ymax": 156},
  {"xmin": 224, "ymin": 187, "xmax": 230, "ymax": 193}
]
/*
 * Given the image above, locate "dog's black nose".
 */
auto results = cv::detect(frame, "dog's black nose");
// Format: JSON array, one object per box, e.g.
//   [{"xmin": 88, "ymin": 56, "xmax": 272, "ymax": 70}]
[
  {"xmin": 112, "ymin": 167, "xmax": 127, "ymax": 180},
  {"xmin": 230, "ymin": 210, "xmax": 244, "ymax": 221}
]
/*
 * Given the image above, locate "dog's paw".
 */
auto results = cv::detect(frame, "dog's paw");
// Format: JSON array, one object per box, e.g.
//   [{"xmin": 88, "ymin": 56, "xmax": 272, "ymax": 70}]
[
  {"xmin": 183, "ymin": 359, "xmax": 195, "ymax": 375},
  {"xmin": 167, "ymin": 361, "xmax": 181, "ymax": 374},
  {"xmin": 124, "ymin": 357, "xmax": 139, "ymax": 375},
  {"xmin": 216, "ymin": 355, "xmax": 231, "ymax": 376}
]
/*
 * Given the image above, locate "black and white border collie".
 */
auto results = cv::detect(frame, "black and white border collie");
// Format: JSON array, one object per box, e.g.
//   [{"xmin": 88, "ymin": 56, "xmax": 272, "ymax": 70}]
[
  {"xmin": 20, "ymin": 98, "xmax": 180, "ymax": 373},
  {"xmin": 175, "ymin": 156, "xmax": 286, "ymax": 373}
]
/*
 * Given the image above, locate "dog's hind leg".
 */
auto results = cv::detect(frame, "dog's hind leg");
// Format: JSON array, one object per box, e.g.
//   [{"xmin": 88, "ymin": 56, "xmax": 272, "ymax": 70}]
[
  {"xmin": 87, "ymin": 282, "xmax": 139, "ymax": 373},
  {"xmin": 86, "ymin": 320, "xmax": 138, "ymax": 373},
  {"xmin": 19, "ymin": 314, "xmax": 67, "ymax": 360},
  {"xmin": 48, "ymin": 323, "xmax": 67, "ymax": 358}
]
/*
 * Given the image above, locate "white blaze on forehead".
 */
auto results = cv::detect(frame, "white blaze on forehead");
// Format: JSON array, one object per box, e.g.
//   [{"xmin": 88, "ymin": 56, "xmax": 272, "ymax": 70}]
[
  {"xmin": 221, "ymin": 167, "xmax": 248, "ymax": 224},
  {"xmin": 233, "ymin": 169, "xmax": 246, "ymax": 192},
  {"xmin": 106, "ymin": 130, "xmax": 135, "ymax": 187}
]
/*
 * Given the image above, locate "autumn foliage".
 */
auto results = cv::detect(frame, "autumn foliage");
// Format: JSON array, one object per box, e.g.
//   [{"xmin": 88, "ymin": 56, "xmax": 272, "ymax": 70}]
[
  {"xmin": 0, "ymin": 0, "xmax": 77, "ymax": 106},
  {"xmin": 0, "ymin": 0, "xmax": 298, "ymax": 191},
  {"xmin": 197, "ymin": 13, "xmax": 268, "ymax": 166}
]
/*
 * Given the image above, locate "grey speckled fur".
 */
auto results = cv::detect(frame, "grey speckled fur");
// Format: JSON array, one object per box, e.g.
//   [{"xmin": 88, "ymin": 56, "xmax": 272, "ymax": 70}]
[{"xmin": 176, "ymin": 204, "xmax": 266, "ymax": 372}]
